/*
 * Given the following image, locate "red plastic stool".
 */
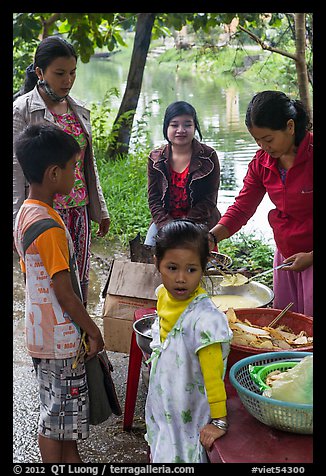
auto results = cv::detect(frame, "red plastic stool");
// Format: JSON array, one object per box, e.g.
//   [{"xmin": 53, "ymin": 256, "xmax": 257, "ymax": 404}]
[{"xmin": 123, "ymin": 307, "xmax": 156, "ymax": 431}]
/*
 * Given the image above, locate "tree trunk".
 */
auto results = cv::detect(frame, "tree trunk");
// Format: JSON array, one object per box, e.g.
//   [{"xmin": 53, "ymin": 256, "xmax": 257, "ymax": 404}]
[
  {"xmin": 106, "ymin": 13, "xmax": 155, "ymax": 160},
  {"xmin": 294, "ymin": 13, "xmax": 313, "ymax": 122},
  {"xmin": 238, "ymin": 15, "xmax": 313, "ymax": 123}
]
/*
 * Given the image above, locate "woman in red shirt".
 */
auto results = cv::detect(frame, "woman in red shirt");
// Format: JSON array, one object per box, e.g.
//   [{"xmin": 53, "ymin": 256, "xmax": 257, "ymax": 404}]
[
  {"xmin": 145, "ymin": 101, "xmax": 221, "ymax": 247},
  {"xmin": 210, "ymin": 91, "xmax": 313, "ymax": 316}
]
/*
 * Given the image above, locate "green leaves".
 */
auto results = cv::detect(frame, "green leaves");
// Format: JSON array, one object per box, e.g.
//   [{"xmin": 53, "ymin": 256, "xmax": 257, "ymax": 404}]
[
  {"xmin": 13, "ymin": 13, "xmax": 43, "ymax": 41},
  {"xmin": 218, "ymin": 231, "xmax": 274, "ymax": 287},
  {"xmin": 95, "ymin": 151, "xmax": 150, "ymax": 244}
]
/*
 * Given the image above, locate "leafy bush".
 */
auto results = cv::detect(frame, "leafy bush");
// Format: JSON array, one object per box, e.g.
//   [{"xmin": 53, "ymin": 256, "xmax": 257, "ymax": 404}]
[
  {"xmin": 90, "ymin": 91, "xmax": 160, "ymax": 243},
  {"xmin": 218, "ymin": 231, "xmax": 274, "ymax": 287},
  {"xmin": 93, "ymin": 150, "xmax": 151, "ymax": 244}
]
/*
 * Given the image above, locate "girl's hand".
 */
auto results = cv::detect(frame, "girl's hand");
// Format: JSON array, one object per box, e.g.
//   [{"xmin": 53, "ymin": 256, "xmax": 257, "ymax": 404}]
[
  {"xmin": 199, "ymin": 423, "xmax": 227, "ymax": 451},
  {"xmin": 96, "ymin": 217, "xmax": 110, "ymax": 237},
  {"xmin": 282, "ymin": 252, "xmax": 313, "ymax": 272}
]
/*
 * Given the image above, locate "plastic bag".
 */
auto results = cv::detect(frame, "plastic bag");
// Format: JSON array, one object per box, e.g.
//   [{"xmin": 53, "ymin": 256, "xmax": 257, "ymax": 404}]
[{"xmin": 263, "ymin": 355, "xmax": 313, "ymax": 404}]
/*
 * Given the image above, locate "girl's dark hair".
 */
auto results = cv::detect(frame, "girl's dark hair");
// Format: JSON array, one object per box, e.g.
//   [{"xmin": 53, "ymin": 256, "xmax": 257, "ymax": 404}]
[
  {"xmin": 155, "ymin": 219, "xmax": 210, "ymax": 271},
  {"xmin": 15, "ymin": 123, "xmax": 81, "ymax": 184},
  {"xmin": 22, "ymin": 36, "xmax": 78, "ymax": 95},
  {"xmin": 245, "ymin": 90, "xmax": 312, "ymax": 146},
  {"xmin": 163, "ymin": 101, "xmax": 203, "ymax": 142}
]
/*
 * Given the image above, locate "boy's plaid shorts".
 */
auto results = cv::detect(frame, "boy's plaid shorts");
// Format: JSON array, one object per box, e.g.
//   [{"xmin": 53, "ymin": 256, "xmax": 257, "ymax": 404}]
[{"xmin": 33, "ymin": 357, "xmax": 89, "ymax": 440}]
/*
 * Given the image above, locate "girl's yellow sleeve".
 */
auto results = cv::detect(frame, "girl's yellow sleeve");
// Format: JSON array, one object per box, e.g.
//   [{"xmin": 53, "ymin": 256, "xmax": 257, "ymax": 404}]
[{"xmin": 198, "ymin": 343, "xmax": 227, "ymax": 418}]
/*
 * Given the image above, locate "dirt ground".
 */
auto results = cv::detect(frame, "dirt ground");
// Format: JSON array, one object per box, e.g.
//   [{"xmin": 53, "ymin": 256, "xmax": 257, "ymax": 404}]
[{"xmin": 13, "ymin": 243, "xmax": 150, "ymax": 464}]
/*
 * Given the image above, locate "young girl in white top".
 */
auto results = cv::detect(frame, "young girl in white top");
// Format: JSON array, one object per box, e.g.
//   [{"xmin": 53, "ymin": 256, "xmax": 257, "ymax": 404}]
[{"xmin": 145, "ymin": 219, "xmax": 233, "ymax": 463}]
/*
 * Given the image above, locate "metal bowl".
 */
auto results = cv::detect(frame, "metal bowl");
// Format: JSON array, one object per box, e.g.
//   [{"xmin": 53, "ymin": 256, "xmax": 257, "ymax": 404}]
[
  {"xmin": 202, "ymin": 275, "xmax": 274, "ymax": 309},
  {"xmin": 133, "ymin": 313, "xmax": 156, "ymax": 355}
]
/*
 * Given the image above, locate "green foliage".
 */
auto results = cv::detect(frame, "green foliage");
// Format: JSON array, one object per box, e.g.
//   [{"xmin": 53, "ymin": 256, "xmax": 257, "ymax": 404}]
[
  {"xmin": 90, "ymin": 86, "xmax": 153, "ymax": 159},
  {"xmin": 13, "ymin": 12, "xmax": 43, "ymax": 41},
  {"xmin": 94, "ymin": 151, "xmax": 150, "ymax": 244},
  {"xmin": 242, "ymin": 51, "xmax": 299, "ymax": 91},
  {"xmin": 219, "ymin": 231, "xmax": 274, "ymax": 268},
  {"xmin": 130, "ymin": 98, "xmax": 162, "ymax": 152},
  {"xmin": 13, "ymin": 40, "xmax": 38, "ymax": 92},
  {"xmin": 13, "ymin": 13, "xmax": 41, "ymax": 91},
  {"xmin": 89, "ymin": 88, "xmax": 149, "ymax": 241},
  {"xmin": 13, "ymin": 12, "xmax": 132, "ymax": 70},
  {"xmin": 62, "ymin": 13, "xmax": 129, "ymax": 61},
  {"xmin": 90, "ymin": 88, "xmax": 121, "ymax": 152},
  {"xmin": 218, "ymin": 232, "xmax": 274, "ymax": 287},
  {"xmin": 158, "ymin": 45, "xmax": 252, "ymax": 72},
  {"xmin": 156, "ymin": 45, "xmax": 301, "ymax": 97}
]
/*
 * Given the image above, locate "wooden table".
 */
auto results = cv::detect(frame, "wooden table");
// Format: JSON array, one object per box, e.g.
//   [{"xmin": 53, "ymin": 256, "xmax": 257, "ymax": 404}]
[{"xmin": 208, "ymin": 378, "xmax": 313, "ymax": 463}]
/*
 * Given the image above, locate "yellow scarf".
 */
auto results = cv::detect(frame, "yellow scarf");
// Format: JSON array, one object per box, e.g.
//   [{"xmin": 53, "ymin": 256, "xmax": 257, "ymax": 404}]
[{"xmin": 157, "ymin": 285, "xmax": 207, "ymax": 342}]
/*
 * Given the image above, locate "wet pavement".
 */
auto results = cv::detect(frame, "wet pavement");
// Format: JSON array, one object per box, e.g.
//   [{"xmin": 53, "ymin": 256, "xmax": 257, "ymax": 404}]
[{"xmin": 13, "ymin": 240, "xmax": 149, "ymax": 463}]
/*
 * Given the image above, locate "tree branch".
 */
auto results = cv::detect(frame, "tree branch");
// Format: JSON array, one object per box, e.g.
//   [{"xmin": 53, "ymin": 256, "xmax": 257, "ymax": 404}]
[
  {"xmin": 40, "ymin": 13, "xmax": 62, "ymax": 39},
  {"xmin": 238, "ymin": 25, "xmax": 297, "ymax": 61}
]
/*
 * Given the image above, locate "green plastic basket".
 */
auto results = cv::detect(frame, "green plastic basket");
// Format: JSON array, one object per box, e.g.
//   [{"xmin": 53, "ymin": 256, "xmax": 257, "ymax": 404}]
[
  {"xmin": 249, "ymin": 361, "xmax": 298, "ymax": 392},
  {"xmin": 229, "ymin": 352, "xmax": 313, "ymax": 434}
]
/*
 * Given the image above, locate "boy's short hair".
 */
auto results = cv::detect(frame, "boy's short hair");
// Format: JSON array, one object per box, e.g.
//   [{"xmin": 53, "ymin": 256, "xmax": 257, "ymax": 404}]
[{"xmin": 15, "ymin": 123, "xmax": 81, "ymax": 184}]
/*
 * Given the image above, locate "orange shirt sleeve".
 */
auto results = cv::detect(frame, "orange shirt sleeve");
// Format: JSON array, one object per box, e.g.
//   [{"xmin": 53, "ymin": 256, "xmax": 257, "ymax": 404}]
[
  {"xmin": 35, "ymin": 227, "xmax": 70, "ymax": 278},
  {"xmin": 19, "ymin": 258, "xmax": 26, "ymax": 274}
]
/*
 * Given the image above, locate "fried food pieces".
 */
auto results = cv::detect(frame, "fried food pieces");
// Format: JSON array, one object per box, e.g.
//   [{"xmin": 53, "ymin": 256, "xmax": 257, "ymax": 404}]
[{"xmin": 226, "ymin": 308, "xmax": 313, "ymax": 350}]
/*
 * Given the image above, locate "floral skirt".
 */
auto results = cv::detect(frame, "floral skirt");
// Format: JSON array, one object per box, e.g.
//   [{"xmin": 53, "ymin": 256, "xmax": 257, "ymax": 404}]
[{"xmin": 57, "ymin": 205, "xmax": 91, "ymax": 304}]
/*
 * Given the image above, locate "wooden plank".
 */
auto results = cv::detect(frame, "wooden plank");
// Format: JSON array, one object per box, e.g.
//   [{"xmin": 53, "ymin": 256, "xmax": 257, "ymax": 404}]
[{"xmin": 107, "ymin": 261, "xmax": 161, "ymax": 300}]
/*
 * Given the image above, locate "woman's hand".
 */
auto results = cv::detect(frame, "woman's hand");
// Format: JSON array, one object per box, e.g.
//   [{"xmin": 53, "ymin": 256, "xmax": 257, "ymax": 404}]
[
  {"xmin": 199, "ymin": 423, "xmax": 227, "ymax": 452},
  {"xmin": 282, "ymin": 252, "xmax": 313, "ymax": 272},
  {"xmin": 208, "ymin": 224, "xmax": 230, "ymax": 252},
  {"xmin": 208, "ymin": 232, "xmax": 218, "ymax": 252},
  {"xmin": 96, "ymin": 217, "xmax": 110, "ymax": 237}
]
